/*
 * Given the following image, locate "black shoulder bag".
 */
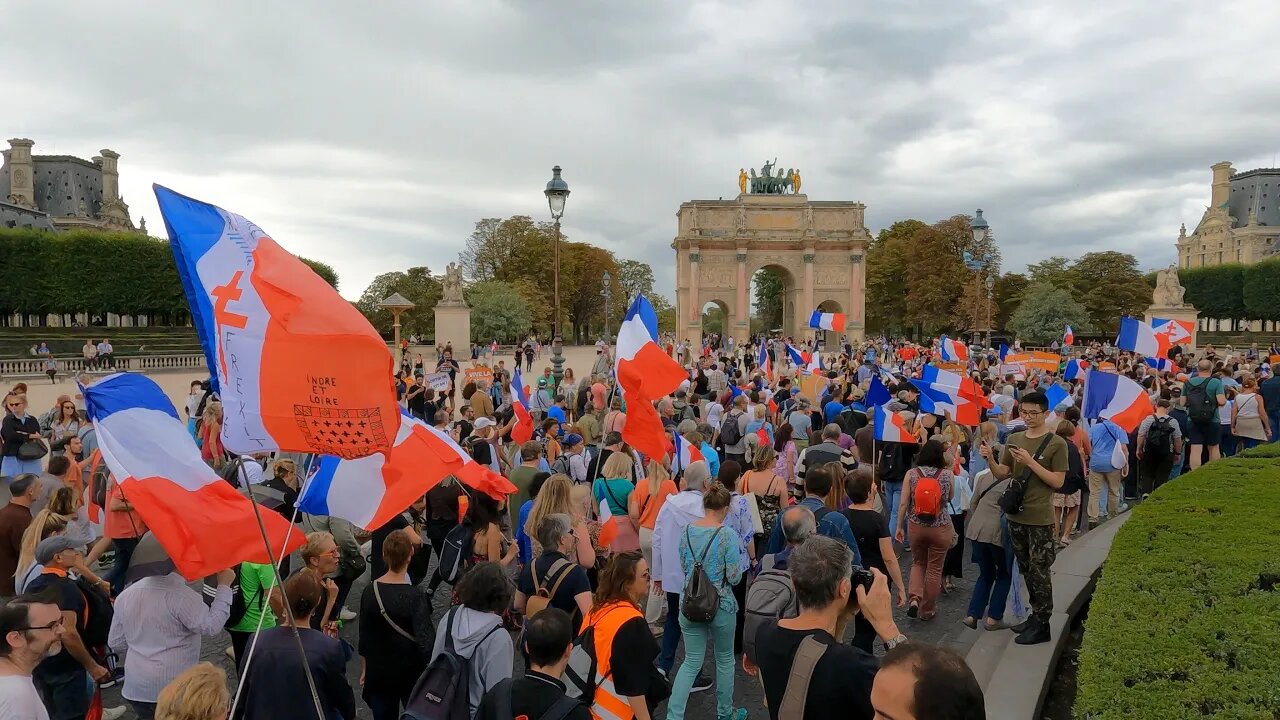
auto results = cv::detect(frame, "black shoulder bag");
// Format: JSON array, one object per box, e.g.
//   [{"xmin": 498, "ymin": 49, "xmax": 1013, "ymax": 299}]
[{"xmin": 997, "ymin": 434, "xmax": 1054, "ymax": 516}]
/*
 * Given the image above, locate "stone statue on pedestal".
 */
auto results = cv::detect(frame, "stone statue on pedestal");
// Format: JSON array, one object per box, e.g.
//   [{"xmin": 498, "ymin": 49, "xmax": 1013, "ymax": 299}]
[
  {"xmin": 1153, "ymin": 265, "xmax": 1186, "ymax": 307},
  {"xmin": 440, "ymin": 262, "xmax": 467, "ymax": 307}
]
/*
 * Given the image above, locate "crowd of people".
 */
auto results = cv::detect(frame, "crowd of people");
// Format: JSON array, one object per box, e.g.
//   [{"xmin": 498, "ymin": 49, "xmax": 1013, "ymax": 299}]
[{"xmin": 3, "ymin": 330, "xmax": 1274, "ymax": 720}]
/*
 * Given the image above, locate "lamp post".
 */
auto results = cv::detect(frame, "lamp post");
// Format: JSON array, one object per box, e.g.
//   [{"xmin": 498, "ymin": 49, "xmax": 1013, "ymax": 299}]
[
  {"xmin": 378, "ymin": 292, "xmax": 416, "ymax": 370},
  {"xmin": 966, "ymin": 209, "xmax": 991, "ymax": 348},
  {"xmin": 601, "ymin": 270, "xmax": 612, "ymax": 345},
  {"xmin": 985, "ymin": 274, "xmax": 995, "ymax": 348},
  {"xmin": 544, "ymin": 165, "xmax": 570, "ymax": 389}
]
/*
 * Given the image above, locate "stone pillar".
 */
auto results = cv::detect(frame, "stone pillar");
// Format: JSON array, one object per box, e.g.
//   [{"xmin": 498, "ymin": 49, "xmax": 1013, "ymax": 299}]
[
  {"xmin": 1211, "ymin": 161, "xmax": 1233, "ymax": 207},
  {"xmin": 802, "ymin": 250, "xmax": 815, "ymax": 340},
  {"xmin": 99, "ymin": 149, "xmax": 121, "ymax": 204},
  {"xmin": 4, "ymin": 138, "xmax": 36, "ymax": 208},
  {"xmin": 850, "ymin": 252, "xmax": 865, "ymax": 342},
  {"xmin": 434, "ymin": 304, "xmax": 471, "ymax": 359},
  {"xmin": 735, "ymin": 249, "xmax": 749, "ymax": 343},
  {"xmin": 688, "ymin": 251, "xmax": 700, "ymax": 325}
]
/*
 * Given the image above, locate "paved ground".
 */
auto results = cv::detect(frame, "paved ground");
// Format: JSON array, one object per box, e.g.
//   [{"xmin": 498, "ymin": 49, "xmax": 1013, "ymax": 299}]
[{"xmin": 102, "ymin": 543, "xmax": 982, "ymax": 719}]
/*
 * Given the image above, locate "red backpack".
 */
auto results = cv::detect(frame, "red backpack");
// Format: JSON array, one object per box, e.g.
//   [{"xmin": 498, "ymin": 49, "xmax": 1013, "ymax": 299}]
[{"xmin": 912, "ymin": 468, "xmax": 944, "ymax": 523}]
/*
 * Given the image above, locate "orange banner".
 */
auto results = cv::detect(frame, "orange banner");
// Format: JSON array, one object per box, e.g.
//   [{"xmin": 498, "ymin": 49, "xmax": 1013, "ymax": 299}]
[{"xmin": 1004, "ymin": 351, "xmax": 1060, "ymax": 373}]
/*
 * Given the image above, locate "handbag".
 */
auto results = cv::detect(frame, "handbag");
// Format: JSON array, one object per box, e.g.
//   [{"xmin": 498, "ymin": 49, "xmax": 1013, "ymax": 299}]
[
  {"xmin": 17, "ymin": 439, "xmax": 48, "ymax": 461},
  {"xmin": 997, "ymin": 435, "xmax": 1054, "ymax": 515}
]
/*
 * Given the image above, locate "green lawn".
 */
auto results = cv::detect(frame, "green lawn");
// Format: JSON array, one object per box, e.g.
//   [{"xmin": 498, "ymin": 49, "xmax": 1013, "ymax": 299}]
[{"xmin": 1076, "ymin": 448, "xmax": 1280, "ymax": 718}]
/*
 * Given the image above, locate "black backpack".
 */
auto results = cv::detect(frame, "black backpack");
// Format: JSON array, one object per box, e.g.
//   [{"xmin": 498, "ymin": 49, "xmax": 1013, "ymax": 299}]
[
  {"xmin": 478, "ymin": 678, "xmax": 580, "ymax": 720},
  {"xmin": 403, "ymin": 609, "xmax": 503, "ymax": 720},
  {"xmin": 1185, "ymin": 378, "xmax": 1218, "ymax": 423},
  {"xmin": 878, "ymin": 442, "xmax": 908, "ymax": 484},
  {"xmin": 72, "ymin": 575, "xmax": 114, "ymax": 647},
  {"xmin": 437, "ymin": 520, "xmax": 476, "ymax": 586},
  {"xmin": 202, "ymin": 563, "xmax": 256, "ymax": 629},
  {"xmin": 680, "ymin": 527, "xmax": 723, "ymax": 623},
  {"xmin": 1145, "ymin": 416, "xmax": 1176, "ymax": 460},
  {"xmin": 719, "ymin": 412, "xmax": 744, "ymax": 448}
]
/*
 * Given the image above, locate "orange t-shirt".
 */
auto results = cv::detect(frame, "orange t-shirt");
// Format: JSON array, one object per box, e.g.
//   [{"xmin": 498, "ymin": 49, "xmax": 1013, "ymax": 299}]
[
  {"xmin": 629, "ymin": 478, "xmax": 678, "ymax": 530},
  {"xmin": 105, "ymin": 483, "xmax": 149, "ymax": 539}
]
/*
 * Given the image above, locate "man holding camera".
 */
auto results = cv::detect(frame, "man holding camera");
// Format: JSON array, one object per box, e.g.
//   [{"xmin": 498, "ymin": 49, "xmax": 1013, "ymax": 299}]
[
  {"xmin": 754, "ymin": 535, "xmax": 906, "ymax": 720},
  {"xmin": 980, "ymin": 390, "xmax": 1068, "ymax": 646}
]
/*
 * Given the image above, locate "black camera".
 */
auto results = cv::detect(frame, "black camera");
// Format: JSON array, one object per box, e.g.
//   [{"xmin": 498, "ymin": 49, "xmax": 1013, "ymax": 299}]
[{"xmin": 852, "ymin": 565, "xmax": 875, "ymax": 593}]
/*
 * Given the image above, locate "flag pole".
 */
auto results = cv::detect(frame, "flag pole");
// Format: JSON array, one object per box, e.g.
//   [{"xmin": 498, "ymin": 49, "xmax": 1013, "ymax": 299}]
[{"xmin": 228, "ymin": 458, "xmax": 327, "ymax": 720}]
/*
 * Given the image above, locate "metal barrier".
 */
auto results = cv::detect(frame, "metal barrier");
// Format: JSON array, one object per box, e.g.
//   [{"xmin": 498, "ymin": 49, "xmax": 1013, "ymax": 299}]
[{"xmin": 0, "ymin": 353, "xmax": 207, "ymax": 378}]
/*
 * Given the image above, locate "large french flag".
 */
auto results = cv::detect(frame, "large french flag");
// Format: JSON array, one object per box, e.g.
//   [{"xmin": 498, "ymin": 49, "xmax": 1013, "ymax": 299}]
[
  {"xmin": 809, "ymin": 310, "xmax": 846, "ymax": 333},
  {"xmin": 939, "ymin": 335, "xmax": 969, "ymax": 363},
  {"xmin": 757, "ymin": 342, "xmax": 772, "ymax": 380},
  {"xmin": 155, "ymin": 186, "xmax": 399, "ymax": 459},
  {"xmin": 1115, "ymin": 317, "xmax": 1169, "ymax": 359},
  {"xmin": 300, "ymin": 412, "xmax": 515, "ymax": 529},
  {"xmin": 874, "ymin": 405, "xmax": 917, "ymax": 443},
  {"xmin": 1082, "ymin": 371, "xmax": 1153, "ymax": 433},
  {"xmin": 616, "ymin": 296, "xmax": 688, "ymax": 462},
  {"xmin": 83, "ymin": 373, "xmax": 305, "ymax": 579},
  {"xmin": 509, "ymin": 369, "xmax": 534, "ymax": 444},
  {"xmin": 1063, "ymin": 359, "xmax": 1089, "ymax": 382}
]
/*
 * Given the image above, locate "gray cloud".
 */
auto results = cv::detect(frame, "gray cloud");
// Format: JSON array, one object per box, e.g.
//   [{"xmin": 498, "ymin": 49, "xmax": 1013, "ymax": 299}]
[{"xmin": 4, "ymin": 0, "xmax": 1278, "ymax": 299}]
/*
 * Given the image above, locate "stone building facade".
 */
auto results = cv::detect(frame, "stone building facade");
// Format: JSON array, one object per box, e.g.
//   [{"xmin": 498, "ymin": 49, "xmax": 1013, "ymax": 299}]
[
  {"xmin": 1176, "ymin": 161, "xmax": 1279, "ymax": 268},
  {"xmin": 672, "ymin": 191, "xmax": 870, "ymax": 347},
  {"xmin": 0, "ymin": 138, "xmax": 137, "ymax": 232}
]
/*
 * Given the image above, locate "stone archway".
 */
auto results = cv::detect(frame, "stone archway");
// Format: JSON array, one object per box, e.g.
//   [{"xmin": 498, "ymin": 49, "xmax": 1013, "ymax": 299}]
[
  {"xmin": 699, "ymin": 299, "xmax": 732, "ymax": 342},
  {"xmin": 750, "ymin": 263, "xmax": 800, "ymax": 338},
  {"xmin": 672, "ymin": 182, "xmax": 870, "ymax": 348}
]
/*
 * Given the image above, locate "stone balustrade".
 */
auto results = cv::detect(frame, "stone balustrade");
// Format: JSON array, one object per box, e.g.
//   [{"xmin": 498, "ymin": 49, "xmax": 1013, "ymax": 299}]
[{"xmin": 0, "ymin": 353, "xmax": 207, "ymax": 378}]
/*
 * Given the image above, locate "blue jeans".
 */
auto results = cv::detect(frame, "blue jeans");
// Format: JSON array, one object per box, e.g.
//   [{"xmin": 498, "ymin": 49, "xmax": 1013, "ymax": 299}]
[
  {"xmin": 1237, "ymin": 437, "xmax": 1263, "ymax": 452},
  {"xmin": 34, "ymin": 666, "xmax": 92, "ymax": 720},
  {"xmin": 967, "ymin": 540, "xmax": 1012, "ymax": 622},
  {"xmin": 668, "ymin": 608, "xmax": 737, "ymax": 720},
  {"xmin": 1221, "ymin": 425, "xmax": 1236, "ymax": 457},
  {"xmin": 103, "ymin": 537, "xmax": 140, "ymax": 596},
  {"xmin": 1269, "ymin": 411, "xmax": 1280, "ymax": 443},
  {"xmin": 1, "ymin": 455, "xmax": 43, "ymax": 478},
  {"xmin": 884, "ymin": 481, "xmax": 904, "ymax": 541}
]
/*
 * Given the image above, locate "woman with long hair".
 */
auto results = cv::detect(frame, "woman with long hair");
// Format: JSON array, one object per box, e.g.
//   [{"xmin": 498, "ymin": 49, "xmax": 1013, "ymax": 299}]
[
  {"xmin": 741, "ymin": 441, "xmax": 785, "ymax": 544},
  {"xmin": 772, "ymin": 423, "xmax": 798, "ymax": 497},
  {"xmin": 562, "ymin": 368, "xmax": 577, "ymax": 421},
  {"xmin": 469, "ymin": 492, "xmax": 518, "ymax": 567},
  {"xmin": 666, "ymin": 483, "xmax": 747, "ymax": 720},
  {"xmin": 526, "ymin": 474, "xmax": 596, "ymax": 569},
  {"xmin": 893, "ymin": 439, "xmax": 955, "ymax": 621},
  {"xmin": 580, "ymin": 551, "xmax": 664, "ymax": 720},
  {"xmin": 47, "ymin": 485, "xmax": 93, "ymax": 549},
  {"xmin": 594, "ymin": 452, "xmax": 639, "ymax": 553},
  {"xmin": 1231, "ymin": 373, "xmax": 1271, "ymax": 452},
  {"xmin": 47, "ymin": 398, "xmax": 81, "ymax": 457},
  {"xmin": 570, "ymin": 484, "xmax": 610, "ymax": 577},
  {"xmin": 240, "ymin": 571, "xmax": 356, "ymax": 720},
  {"xmin": 714, "ymin": 460, "xmax": 757, "ymax": 656},
  {"xmin": 629, "ymin": 461, "xmax": 677, "ymax": 628},
  {"xmin": 199, "ymin": 401, "xmax": 224, "ymax": 470}
]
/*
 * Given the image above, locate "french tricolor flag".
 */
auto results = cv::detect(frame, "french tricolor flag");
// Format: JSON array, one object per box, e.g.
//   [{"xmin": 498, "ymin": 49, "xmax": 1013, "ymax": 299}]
[
  {"xmin": 1116, "ymin": 317, "xmax": 1170, "ymax": 359},
  {"xmin": 671, "ymin": 433, "xmax": 705, "ymax": 475},
  {"xmin": 939, "ymin": 335, "xmax": 969, "ymax": 363},
  {"xmin": 82, "ymin": 373, "xmax": 305, "ymax": 579},
  {"xmin": 1144, "ymin": 357, "xmax": 1174, "ymax": 373},
  {"xmin": 1063, "ymin": 359, "xmax": 1089, "ymax": 382},
  {"xmin": 509, "ymin": 369, "xmax": 534, "ymax": 444},
  {"xmin": 758, "ymin": 342, "xmax": 772, "ymax": 380},
  {"xmin": 805, "ymin": 352, "xmax": 822, "ymax": 374},
  {"xmin": 784, "ymin": 343, "xmax": 806, "ymax": 368},
  {"xmin": 1082, "ymin": 371, "xmax": 1154, "ymax": 433},
  {"xmin": 616, "ymin": 296, "xmax": 688, "ymax": 462},
  {"xmin": 874, "ymin": 404, "xmax": 917, "ymax": 443},
  {"xmin": 1063, "ymin": 326, "xmax": 1074, "ymax": 346},
  {"xmin": 809, "ymin": 310, "xmax": 846, "ymax": 333},
  {"xmin": 596, "ymin": 494, "xmax": 620, "ymax": 547}
]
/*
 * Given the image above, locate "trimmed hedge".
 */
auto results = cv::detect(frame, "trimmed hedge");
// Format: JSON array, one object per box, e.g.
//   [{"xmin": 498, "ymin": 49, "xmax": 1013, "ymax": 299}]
[{"xmin": 1076, "ymin": 452, "xmax": 1280, "ymax": 718}]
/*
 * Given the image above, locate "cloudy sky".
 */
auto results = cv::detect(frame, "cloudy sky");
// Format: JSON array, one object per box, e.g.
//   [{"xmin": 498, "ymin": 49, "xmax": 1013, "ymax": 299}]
[{"xmin": 5, "ymin": 1, "xmax": 1279, "ymax": 300}]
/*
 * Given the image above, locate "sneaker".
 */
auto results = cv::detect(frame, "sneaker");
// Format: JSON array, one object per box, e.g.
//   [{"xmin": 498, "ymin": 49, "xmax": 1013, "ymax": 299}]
[
  {"xmin": 102, "ymin": 707, "xmax": 127, "ymax": 720},
  {"xmin": 1010, "ymin": 618, "xmax": 1035, "ymax": 634},
  {"xmin": 907, "ymin": 601, "xmax": 919, "ymax": 619},
  {"xmin": 339, "ymin": 607, "xmax": 357, "ymax": 621},
  {"xmin": 1118, "ymin": 503, "xmax": 1130, "ymax": 513},
  {"xmin": 691, "ymin": 670, "xmax": 714, "ymax": 693},
  {"xmin": 1014, "ymin": 620, "xmax": 1050, "ymax": 645}
]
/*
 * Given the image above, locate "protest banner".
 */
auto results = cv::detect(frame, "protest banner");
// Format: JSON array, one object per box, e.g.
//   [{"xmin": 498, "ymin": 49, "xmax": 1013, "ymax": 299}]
[{"xmin": 425, "ymin": 372, "xmax": 452, "ymax": 391}]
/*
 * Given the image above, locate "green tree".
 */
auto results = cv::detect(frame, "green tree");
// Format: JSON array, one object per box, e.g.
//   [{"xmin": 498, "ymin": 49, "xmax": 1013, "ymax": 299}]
[
  {"xmin": 354, "ymin": 267, "xmax": 442, "ymax": 337},
  {"xmin": 617, "ymin": 259, "xmax": 655, "ymax": 305},
  {"xmin": 702, "ymin": 305, "xmax": 725, "ymax": 335},
  {"xmin": 903, "ymin": 221, "xmax": 968, "ymax": 334},
  {"xmin": 1026, "ymin": 256, "xmax": 1076, "ymax": 291},
  {"xmin": 1242, "ymin": 258, "xmax": 1280, "ymax": 322},
  {"xmin": 866, "ymin": 220, "xmax": 924, "ymax": 333},
  {"xmin": 753, "ymin": 268, "xmax": 786, "ymax": 330},
  {"xmin": 466, "ymin": 281, "xmax": 531, "ymax": 343},
  {"xmin": 993, "ymin": 272, "xmax": 1029, "ymax": 331},
  {"xmin": 1070, "ymin": 252, "xmax": 1151, "ymax": 335},
  {"xmin": 300, "ymin": 258, "xmax": 339, "ymax": 290},
  {"xmin": 1182, "ymin": 264, "xmax": 1246, "ymax": 320},
  {"xmin": 1007, "ymin": 282, "xmax": 1092, "ymax": 345}
]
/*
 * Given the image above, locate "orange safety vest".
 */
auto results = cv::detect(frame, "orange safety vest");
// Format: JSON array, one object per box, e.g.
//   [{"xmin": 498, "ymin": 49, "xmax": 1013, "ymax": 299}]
[{"xmin": 581, "ymin": 600, "xmax": 644, "ymax": 720}]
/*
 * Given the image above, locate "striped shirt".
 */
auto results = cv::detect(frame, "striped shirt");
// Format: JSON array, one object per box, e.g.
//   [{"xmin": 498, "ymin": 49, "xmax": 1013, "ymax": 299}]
[{"xmin": 107, "ymin": 573, "xmax": 232, "ymax": 703}]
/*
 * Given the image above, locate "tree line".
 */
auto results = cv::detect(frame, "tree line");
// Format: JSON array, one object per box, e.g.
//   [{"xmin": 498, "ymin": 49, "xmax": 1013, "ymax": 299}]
[{"xmin": 0, "ymin": 227, "xmax": 338, "ymax": 327}]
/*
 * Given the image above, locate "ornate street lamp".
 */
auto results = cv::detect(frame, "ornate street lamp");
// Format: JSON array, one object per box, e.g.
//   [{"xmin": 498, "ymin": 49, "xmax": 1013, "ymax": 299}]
[
  {"xmin": 971, "ymin": 208, "xmax": 989, "ymax": 245},
  {"xmin": 378, "ymin": 292, "xmax": 416, "ymax": 369},
  {"xmin": 544, "ymin": 165, "xmax": 570, "ymax": 389},
  {"xmin": 601, "ymin": 270, "xmax": 612, "ymax": 344},
  {"xmin": 966, "ymin": 210, "xmax": 991, "ymax": 347}
]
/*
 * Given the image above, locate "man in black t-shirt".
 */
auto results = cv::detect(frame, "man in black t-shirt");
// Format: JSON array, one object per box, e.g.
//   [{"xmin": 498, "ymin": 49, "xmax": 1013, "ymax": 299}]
[
  {"xmin": 476, "ymin": 608, "xmax": 590, "ymax": 720},
  {"xmin": 405, "ymin": 376, "xmax": 427, "ymax": 419},
  {"xmin": 514, "ymin": 514, "xmax": 592, "ymax": 626},
  {"xmin": 756, "ymin": 536, "xmax": 907, "ymax": 720}
]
